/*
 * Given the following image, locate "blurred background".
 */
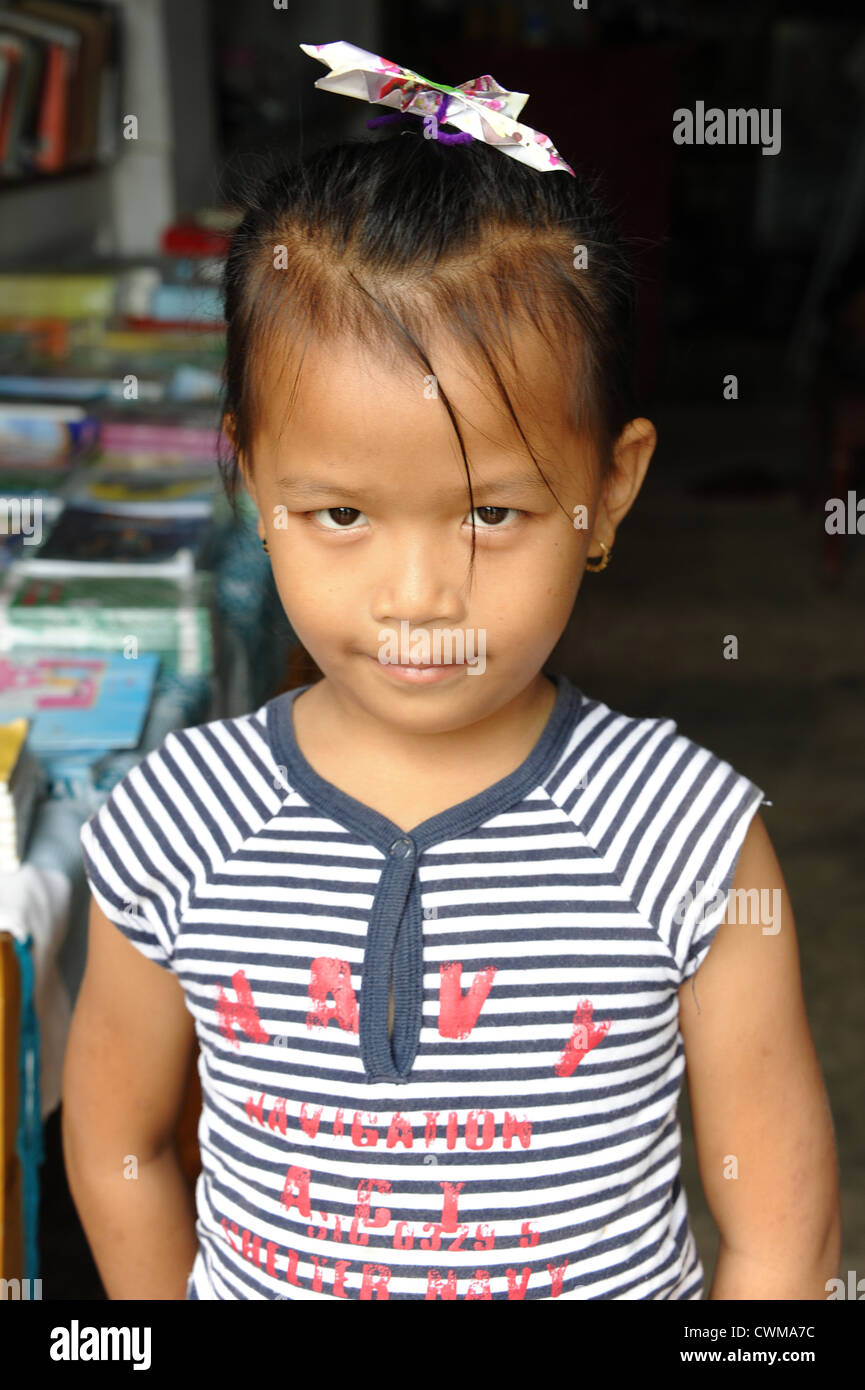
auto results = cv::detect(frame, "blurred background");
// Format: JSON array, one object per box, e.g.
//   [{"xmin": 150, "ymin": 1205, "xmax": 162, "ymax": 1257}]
[{"xmin": 0, "ymin": 0, "xmax": 861, "ymax": 1301}]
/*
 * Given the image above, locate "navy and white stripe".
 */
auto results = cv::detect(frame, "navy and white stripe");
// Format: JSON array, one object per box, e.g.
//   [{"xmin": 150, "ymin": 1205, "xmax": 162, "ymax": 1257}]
[{"xmin": 80, "ymin": 673, "xmax": 764, "ymax": 1300}]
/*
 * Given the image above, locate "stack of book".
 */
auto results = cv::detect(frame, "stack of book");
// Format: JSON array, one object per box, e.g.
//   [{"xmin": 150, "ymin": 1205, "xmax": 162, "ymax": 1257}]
[
  {"xmin": 4, "ymin": 574, "xmax": 215, "ymax": 678},
  {"xmin": 0, "ymin": 324, "xmax": 214, "ymax": 405},
  {"xmin": 0, "ymin": 397, "xmax": 96, "ymax": 571},
  {"xmin": 0, "ymin": 265, "xmax": 226, "ymax": 403},
  {"xmin": 0, "ymin": 396, "xmax": 99, "ymax": 460},
  {"xmin": 0, "ymin": 651, "xmax": 159, "ymax": 797},
  {"xmin": 0, "ymin": 716, "xmax": 41, "ymax": 872},
  {"xmin": 95, "ymin": 404, "xmax": 227, "ymax": 462},
  {"xmin": 63, "ymin": 464, "xmax": 217, "ymax": 514},
  {"xmin": 1, "ymin": 466, "xmax": 218, "ymax": 676},
  {"xmin": 0, "ymin": 257, "xmax": 275, "ymax": 807},
  {"xmin": 0, "ymin": 2, "xmax": 120, "ymax": 180}
]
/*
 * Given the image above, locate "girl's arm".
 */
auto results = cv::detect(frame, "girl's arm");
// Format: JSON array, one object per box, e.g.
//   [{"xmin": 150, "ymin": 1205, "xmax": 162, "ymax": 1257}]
[
  {"xmin": 678, "ymin": 813, "xmax": 841, "ymax": 1300},
  {"xmin": 61, "ymin": 898, "xmax": 200, "ymax": 1300}
]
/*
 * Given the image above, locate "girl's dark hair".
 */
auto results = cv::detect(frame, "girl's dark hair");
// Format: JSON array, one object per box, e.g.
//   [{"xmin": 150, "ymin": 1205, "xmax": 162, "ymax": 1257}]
[{"xmin": 219, "ymin": 126, "xmax": 638, "ymax": 564}]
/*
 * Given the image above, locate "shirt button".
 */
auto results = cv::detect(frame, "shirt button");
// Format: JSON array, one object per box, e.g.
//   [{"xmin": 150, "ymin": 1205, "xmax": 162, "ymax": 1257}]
[{"xmin": 389, "ymin": 837, "xmax": 415, "ymax": 859}]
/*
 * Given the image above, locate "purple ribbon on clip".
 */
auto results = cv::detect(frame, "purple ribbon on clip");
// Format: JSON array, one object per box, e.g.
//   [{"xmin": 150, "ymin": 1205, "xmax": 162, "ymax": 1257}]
[{"xmin": 366, "ymin": 92, "xmax": 475, "ymax": 145}]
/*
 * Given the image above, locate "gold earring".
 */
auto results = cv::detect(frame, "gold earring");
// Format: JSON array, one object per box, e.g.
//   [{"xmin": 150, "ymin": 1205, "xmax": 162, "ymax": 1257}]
[
  {"xmin": 261, "ymin": 536, "xmax": 269, "ymax": 554},
  {"xmin": 585, "ymin": 538, "xmax": 611, "ymax": 572}
]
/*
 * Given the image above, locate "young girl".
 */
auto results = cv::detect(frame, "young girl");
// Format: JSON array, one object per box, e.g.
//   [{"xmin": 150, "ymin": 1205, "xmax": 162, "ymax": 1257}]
[{"xmin": 62, "ymin": 79, "xmax": 840, "ymax": 1300}]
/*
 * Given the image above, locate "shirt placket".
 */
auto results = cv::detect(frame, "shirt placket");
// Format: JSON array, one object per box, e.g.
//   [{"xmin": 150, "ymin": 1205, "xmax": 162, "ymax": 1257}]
[{"xmin": 358, "ymin": 834, "xmax": 424, "ymax": 1082}]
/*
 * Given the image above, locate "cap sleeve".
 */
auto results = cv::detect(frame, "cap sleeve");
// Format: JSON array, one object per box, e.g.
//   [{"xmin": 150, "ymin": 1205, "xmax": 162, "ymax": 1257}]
[
  {"xmin": 80, "ymin": 732, "xmax": 199, "ymax": 972},
  {"xmin": 623, "ymin": 722, "xmax": 767, "ymax": 986},
  {"xmin": 676, "ymin": 779, "xmax": 766, "ymax": 984}
]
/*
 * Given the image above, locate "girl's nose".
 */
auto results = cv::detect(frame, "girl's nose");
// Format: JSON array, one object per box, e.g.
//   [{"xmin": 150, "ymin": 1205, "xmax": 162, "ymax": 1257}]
[{"xmin": 369, "ymin": 537, "xmax": 467, "ymax": 628}]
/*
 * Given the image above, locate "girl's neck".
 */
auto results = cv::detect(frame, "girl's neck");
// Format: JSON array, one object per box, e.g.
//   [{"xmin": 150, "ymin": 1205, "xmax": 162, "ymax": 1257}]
[{"xmin": 289, "ymin": 672, "xmax": 558, "ymax": 832}]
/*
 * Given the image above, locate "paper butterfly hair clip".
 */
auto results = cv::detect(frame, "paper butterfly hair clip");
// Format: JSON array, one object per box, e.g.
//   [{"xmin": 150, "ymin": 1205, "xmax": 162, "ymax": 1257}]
[{"xmin": 300, "ymin": 40, "xmax": 576, "ymax": 177}]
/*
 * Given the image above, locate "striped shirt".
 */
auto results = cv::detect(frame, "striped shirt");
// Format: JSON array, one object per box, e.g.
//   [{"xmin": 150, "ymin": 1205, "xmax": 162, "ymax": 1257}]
[{"xmin": 79, "ymin": 672, "xmax": 765, "ymax": 1301}]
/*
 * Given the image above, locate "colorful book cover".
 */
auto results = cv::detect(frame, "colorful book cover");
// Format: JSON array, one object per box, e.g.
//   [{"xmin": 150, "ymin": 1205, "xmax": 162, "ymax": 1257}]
[
  {"xmin": 18, "ymin": 504, "xmax": 211, "ymax": 577},
  {"xmin": 0, "ymin": 714, "xmax": 28, "ymax": 786},
  {"xmin": 0, "ymin": 375, "xmax": 165, "ymax": 403},
  {"xmin": 3, "ymin": 572, "xmax": 214, "ymax": 677},
  {"xmin": 0, "ymin": 715, "xmax": 42, "ymax": 868},
  {"xmin": 0, "ymin": 37, "xmax": 21, "ymax": 166},
  {"xmin": 0, "ymin": 30, "xmax": 36, "ymax": 174},
  {"xmin": 0, "ymin": 466, "xmax": 69, "ymax": 494},
  {"xmin": 63, "ymin": 467, "xmax": 216, "ymax": 516},
  {"xmin": 0, "ymin": 650, "xmax": 158, "ymax": 749},
  {"xmin": 0, "ymin": 401, "xmax": 100, "ymax": 460},
  {"xmin": 97, "ymin": 421, "xmax": 224, "ymax": 461},
  {"xmin": 18, "ymin": 2, "xmax": 114, "ymax": 167},
  {"xmin": 0, "ymin": 273, "xmax": 116, "ymax": 317}
]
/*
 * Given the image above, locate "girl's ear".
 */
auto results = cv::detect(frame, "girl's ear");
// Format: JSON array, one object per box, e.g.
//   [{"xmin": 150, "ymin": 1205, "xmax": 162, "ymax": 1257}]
[
  {"xmin": 587, "ymin": 417, "xmax": 655, "ymax": 557},
  {"xmin": 222, "ymin": 410, "xmax": 237, "ymax": 454},
  {"xmin": 223, "ymin": 411, "xmax": 258, "ymax": 506}
]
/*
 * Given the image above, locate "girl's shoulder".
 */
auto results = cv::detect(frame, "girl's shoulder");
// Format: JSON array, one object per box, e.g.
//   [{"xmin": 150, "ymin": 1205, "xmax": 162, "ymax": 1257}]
[
  {"xmin": 106, "ymin": 698, "xmax": 285, "ymax": 828},
  {"xmin": 555, "ymin": 686, "xmax": 765, "ymax": 832},
  {"xmin": 79, "ymin": 700, "xmax": 289, "ymax": 972},
  {"xmin": 555, "ymin": 686, "xmax": 768, "ymax": 982}
]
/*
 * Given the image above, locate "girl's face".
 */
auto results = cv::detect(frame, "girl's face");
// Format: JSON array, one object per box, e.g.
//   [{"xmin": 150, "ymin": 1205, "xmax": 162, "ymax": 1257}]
[{"xmin": 240, "ymin": 328, "xmax": 653, "ymax": 735}]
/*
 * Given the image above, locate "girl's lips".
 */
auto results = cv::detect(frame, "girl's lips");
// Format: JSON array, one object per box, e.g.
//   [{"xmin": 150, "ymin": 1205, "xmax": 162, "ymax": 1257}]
[{"xmin": 365, "ymin": 654, "xmax": 465, "ymax": 684}]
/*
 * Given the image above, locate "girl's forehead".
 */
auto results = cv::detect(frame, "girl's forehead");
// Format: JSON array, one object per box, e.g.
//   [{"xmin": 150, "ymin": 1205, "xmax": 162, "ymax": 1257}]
[{"xmin": 254, "ymin": 329, "xmax": 578, "ymax": 457}]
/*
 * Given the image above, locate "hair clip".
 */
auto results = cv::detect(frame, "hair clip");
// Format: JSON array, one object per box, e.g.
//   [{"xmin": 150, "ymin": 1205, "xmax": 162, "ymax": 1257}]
[{"xmin": 300, "ymin": 40, "xmax": 576, "ymax": 176}]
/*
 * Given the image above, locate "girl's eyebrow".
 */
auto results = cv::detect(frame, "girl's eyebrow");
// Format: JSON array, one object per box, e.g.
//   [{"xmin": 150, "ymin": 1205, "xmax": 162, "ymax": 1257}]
[
  {"xmin": 275, "ymin": 476, "xmax": 367, "ymax": 501},
  {"xmin": 275, "ymin": 472, "xmax": 550, "ymax": 501}
]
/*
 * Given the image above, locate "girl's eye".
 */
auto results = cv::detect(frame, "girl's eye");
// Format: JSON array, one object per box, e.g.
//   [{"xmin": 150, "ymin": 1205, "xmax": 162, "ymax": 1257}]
[
  {"xmin": 468, "ymin": 506, "xmax": 521, "ymax": 528},
  {"xmin": 312, "ymin": 507, "xmax": 368, "ymax": 530},
  {"xmin": 309, "ymin": 505, "xmax": 521, "ymax": 531}
]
